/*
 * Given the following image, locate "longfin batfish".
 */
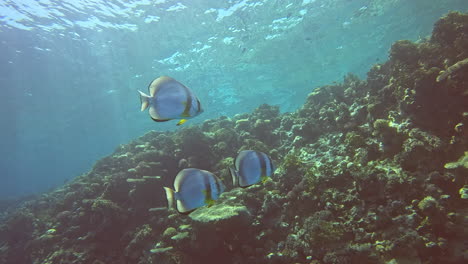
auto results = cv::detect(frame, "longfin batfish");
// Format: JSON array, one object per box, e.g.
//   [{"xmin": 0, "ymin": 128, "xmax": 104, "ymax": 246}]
[
  {"xmin": 138, "ymin": 76, "xmax": 203, "ymax": 126},
  {"xmin": 164, "ymin": 168, "xmax": 225, "ymax": 214},
  {"xmin": 230, "ymin": 150, "xmax": 275, "ymax": 188}
]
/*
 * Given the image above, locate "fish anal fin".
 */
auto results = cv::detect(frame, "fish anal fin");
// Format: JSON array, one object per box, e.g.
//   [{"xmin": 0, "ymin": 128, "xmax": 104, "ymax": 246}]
[
  {"xmin": 177, "ymin": 208, "xmax": 196, "ymax": 215},
  {"xmin": 176, "ymin": 200, "xmax": 193, "ymax": 214},
  {"xmin": 151, "ymin": 117, "xmax": 171, "ymax": 122}
]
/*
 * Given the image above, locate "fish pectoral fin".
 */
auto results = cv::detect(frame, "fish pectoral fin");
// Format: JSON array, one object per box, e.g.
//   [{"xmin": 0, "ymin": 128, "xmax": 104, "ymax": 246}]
[
  {"xmin": 177, "ymin": 119, "xmax": 188, "ymax": 126},
  {"xmin": 261, "ymin": 176, "xmax": 269, "ymax": 183}
]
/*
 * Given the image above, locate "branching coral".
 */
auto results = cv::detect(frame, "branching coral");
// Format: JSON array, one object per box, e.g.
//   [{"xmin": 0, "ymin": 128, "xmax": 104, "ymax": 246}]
[{"xmin": 436, "ymin": 57, "xmax": 468, "ymax": 82}]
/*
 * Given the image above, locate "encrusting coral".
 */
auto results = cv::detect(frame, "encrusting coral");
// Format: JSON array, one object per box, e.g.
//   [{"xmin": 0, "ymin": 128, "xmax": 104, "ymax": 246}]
[{"xmin": 0, "ymin": 11, "xmax": 467, "ymax": 264}]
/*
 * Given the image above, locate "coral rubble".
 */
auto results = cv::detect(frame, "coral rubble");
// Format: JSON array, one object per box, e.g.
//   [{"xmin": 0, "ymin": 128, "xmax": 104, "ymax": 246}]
[{"xmin": 1, "ymin": 11, "xmax": 467, "ymax": 264}]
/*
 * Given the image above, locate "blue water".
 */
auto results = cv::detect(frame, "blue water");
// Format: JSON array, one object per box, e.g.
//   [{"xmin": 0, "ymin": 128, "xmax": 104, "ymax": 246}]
[{"xmin": 0, "ymin": 0, "xmax": 466, "ymax": 199}]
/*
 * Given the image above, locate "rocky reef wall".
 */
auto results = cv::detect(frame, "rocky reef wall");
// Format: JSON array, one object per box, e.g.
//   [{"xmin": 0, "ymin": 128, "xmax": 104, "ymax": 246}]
[{"xmin": 1, "ymin": 12, "xmax": 467, "ymax": 264}]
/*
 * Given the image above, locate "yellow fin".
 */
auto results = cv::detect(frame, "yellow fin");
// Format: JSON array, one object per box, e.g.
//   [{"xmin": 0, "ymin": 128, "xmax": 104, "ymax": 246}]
[
  {"xmin": 202, "ymin": 190, "xmax": 215, "ymax": 207},
  {"xmin": 205, "ymin": 199, "xmax": 215, "ymax": 207},
  {"xmin": 177, "ymin": 119, "xmax": 188, "ymax": 126}
]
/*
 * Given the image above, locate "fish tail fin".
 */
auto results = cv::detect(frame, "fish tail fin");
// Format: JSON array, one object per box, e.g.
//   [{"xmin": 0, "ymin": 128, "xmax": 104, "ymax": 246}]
[
  {"xmin": 163, "ymin": 187, "xmax": 175, "ymax": 210},
  {"xmin": 229, "ymin": 167, "xmax": 239, "ymax": 187},
  {"xmin": 138, "ymin": 90, "xmax": 151, "ymax": 111}
]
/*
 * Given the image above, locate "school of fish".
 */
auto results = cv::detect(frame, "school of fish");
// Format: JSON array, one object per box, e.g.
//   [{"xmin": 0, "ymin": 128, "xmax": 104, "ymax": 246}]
[{"xmin": 139, "ymin": 76, "xmax": 275, "ymax": 214}]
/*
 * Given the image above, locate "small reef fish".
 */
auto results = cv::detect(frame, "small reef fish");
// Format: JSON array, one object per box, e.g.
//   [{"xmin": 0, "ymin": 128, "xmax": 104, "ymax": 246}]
[
  {"xmin": 163, "ymin": 168, "xmax": 225, "ymax": 214},
  {"xmin": 138, "ymin": 76, "xmax": 203, "ymax": 126},
  {"xmin": 230, "ymin": 150, "xmax": 274, "ymax": 188}
]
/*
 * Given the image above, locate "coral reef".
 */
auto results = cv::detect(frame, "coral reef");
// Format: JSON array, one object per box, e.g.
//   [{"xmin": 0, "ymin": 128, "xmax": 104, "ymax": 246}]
[{"xmin": 1, "ymin": 11, "xmax": 467, "ymax": 264}]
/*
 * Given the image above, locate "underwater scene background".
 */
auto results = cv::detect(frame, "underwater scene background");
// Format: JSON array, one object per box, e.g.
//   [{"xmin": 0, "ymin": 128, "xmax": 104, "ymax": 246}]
[
  {"xmin": 0, "ymin": 0, "xmax": 466, "ymax": 198},
  {"xmin": 1, "ymin": 0, "xmax": 468, "ymax": 264}
]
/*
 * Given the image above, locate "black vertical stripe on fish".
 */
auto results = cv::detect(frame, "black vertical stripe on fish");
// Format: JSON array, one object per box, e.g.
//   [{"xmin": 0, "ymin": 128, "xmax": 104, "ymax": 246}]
[
  {"xmin": 255, "ymin": 151, "xmax": 267, "ymax": 178},
  {"xmin": 203, "ymin": 172, "xmax": 212, "ymax": 200},
  {"xmin": 181, "ymin": 84, "xmax": 193, "ymax": 117},
  {"xmin": 196, "ymin": 98, "xmax": 201, "ymax": 113},
  {"xmin": 266, "ymin": 156, "xmax": 273, "ymax": 175},
  {"xmin": 213, "ymin": 174, "xmax": 221, "ymax": 194},
  {"xmin": 234, "ymin": 154, "xmax": 239, "ymax": 170}
]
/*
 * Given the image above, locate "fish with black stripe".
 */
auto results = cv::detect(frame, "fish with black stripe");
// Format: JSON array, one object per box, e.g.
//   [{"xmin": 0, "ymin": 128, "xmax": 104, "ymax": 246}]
[
  {"xmin": 163, "ymin": 168, "xmax": 225, "ymax": 214},
  {"xmin": 138, "ymin": 76, "xmax": 203, "ymax": 126},
  {"xmin": 230, "ymin": 150, "xmax": 275, "ymax": 188}
]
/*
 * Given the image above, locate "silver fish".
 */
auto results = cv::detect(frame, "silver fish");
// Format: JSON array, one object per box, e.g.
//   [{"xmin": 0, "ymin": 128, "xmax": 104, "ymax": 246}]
[
  {"xmin": 139, "ymin": 76, "xmax": 203, "ymax": 126},
  {"xmin": 164, "ymin": 168, "xmax": 225, "ymax": 214},
  {"xmin": 230, "ymin": 150, "xmax": 274, "ymax": 188}
]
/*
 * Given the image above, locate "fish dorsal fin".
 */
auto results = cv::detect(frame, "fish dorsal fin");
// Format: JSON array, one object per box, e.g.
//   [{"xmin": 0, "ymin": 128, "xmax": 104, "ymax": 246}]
[
  {"xmin": 236, "ymin": 151, "xmax": 250, "ymax": 167},
  {"xmin": 174, "ymin": 169, "xmax": 189, "ymax": 192},
  {"xmin": 148, "ymin": 76, "xmax": 174, "ymax": 97}
]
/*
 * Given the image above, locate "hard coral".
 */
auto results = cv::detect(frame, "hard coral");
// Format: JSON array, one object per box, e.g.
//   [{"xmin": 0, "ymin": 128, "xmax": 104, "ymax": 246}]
[
  {"xmin": 432, "ymin": 11, "xmax": 468, "ymax": 49},
  {"xmin": 389, "ymin": 40, "xmax": 420, "ymax": 66}
]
